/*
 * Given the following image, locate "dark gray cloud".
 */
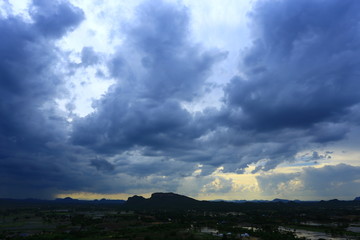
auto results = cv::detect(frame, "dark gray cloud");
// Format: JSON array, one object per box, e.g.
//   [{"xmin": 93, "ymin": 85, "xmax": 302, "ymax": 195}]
[
  {"xmin": 0, "ymin": 0, "xmax": 85, "ymax": 198},
  {"xmin": 301, "ymin": 164, "xmax": 360, "ymax": 197},
  {"xmin": 90, "ymin": 158, "xmax": 115, "ymax": 173},
  {"xmin": 71, "ymin": 0, "xmax": 226, "ymax": 156},
  {"xmin": 0, "ymin": 0, "xmax": 227, "ymax": 198},
  {"xmin": 211, "ymin": 0, "xmax": 360, "ymax": 171},
  {"xmin": 30, "ymin": 0, "xmax": 84, "ymax": 39},
  {"xmin": 0, "ymin": 146, "xmax": 90, "ymax": 199},
  {"xmin": 224, "ymin": 0, "xmax": 360, "ymax": 131},
  {"xmin": 72, "ymin": 0, "xmax": 360, "ymax": 184},
  {"xmin": 1, "ymin": 0, "xmax": 360, "ymax": 200}
]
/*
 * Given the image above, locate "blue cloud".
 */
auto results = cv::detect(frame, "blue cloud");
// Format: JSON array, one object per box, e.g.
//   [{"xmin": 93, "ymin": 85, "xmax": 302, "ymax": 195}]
[
  {"xmin": 72, "ymin": 0, "xmax": 226, "ymax": 154},
  {"xmin": 1, "ymin": 0, "xmax": 360, "ymax": 200},
  {"xmin": 224, "ymin": 0, "xmax": 360, "ymax": 130},
  {"xmin": 0, "ymin": 0, "xmax": 85, "ymax": 198},
  {"xmin": 31, "ymin": 0, "xmax": 84, "ymax": 38}
]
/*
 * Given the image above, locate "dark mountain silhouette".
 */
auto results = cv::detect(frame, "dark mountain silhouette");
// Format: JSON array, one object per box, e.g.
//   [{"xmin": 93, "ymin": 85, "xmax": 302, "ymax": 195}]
[
  {"xmin": 1, "ymin": 193, "xmax": 359, "ymax": 210},
  {"xmin": 125, "ymin": 192, "xmax": 301, "ymax": 211},
  {"xmin": 151, "ymin": 192, "xmax": 197, "ymax": 202},
  {"xmin": 0, "ymin": 197, "xmax": 125, "ymax": 208},
  {"xmin": 54, "ymin": 197, "xmax": 126, "ymax": 204},
  {"xmin": 272, "ymin": 198, "xmax": 291, "ymax": 203},
  {"xmin": 55, "ymin": 197, "xmax": 80, "ymax": 203},
  {"xmin": 126, "ymin": 192, "xmax": 201, "ymax": 209},
  {"xmin": 124, "ymin": 193, "xmax": 360, "ymax": 211},
  {"xmin": 127, "ymin": 195, "xmax": 146, "ymax": 203}
]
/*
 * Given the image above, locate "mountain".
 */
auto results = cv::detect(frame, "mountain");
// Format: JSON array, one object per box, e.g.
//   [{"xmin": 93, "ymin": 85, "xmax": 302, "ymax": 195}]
[
  {"xmin": 212, "ymin": 200, "xmax": 248, "ymax": 203},
  {"xmin": 272, "ymin": 198, "xmax": 291, "ymax": 203},
  {"xmin": 0, "ymin": 197, "xmax": 125, "ymax": 208},
  {"xmin": 55, "ymin": 197, "xmax": 80, "ymax": 203},
  {"xmin": 96, "ymin": 198, "xmax": 126, "ymax": 203},
  {"xmin": 150, "ymin": 192, "xmax": 198, "ymax": 203},
  {"xmin": 2, "ymin": 194, "xmax": 358, "ymax": 210},
  {"xmin": 126, "ymin": 192, "xmax": 200, "ymax": 209},
  {"xmin": 54, "ymin": 197, "xmax": 126, "ymax": 204}
]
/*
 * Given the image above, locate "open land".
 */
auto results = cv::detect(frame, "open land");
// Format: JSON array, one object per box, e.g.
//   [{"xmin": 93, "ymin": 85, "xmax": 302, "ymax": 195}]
[{"xmin": 1, "ymin": 194, "xmax": 360, "ymax": 240}]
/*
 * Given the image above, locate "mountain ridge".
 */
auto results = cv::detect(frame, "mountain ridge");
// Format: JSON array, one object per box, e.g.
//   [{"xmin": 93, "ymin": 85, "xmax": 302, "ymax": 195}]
[{"xmin": 1, "ymin": 193, "xmax": 359, "ymax": 205}]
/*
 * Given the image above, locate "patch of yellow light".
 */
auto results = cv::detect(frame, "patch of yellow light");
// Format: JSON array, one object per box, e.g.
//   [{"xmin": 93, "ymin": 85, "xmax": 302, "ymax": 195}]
[
  {"xmin": 207, "ymin": 164, "xmax": 260, "ymax": 186},
  {"xmin": 219, "ymin": 172, "xmax": 259, "ymax": 186},
  {"xmin": 195, "ymin": 169, "xmax": 262, "ymax": 200},
  {"xmin": 328, "ymin": 150, "xmax": 360, "ymax": 166},
  {"xmin": 196, "ymin": 186, "xmax": 262, "ymax": 201},
  {"xmin": 55, "ymin": 192, "xmax": 152, "ymax": 200},
  {"xmin": 193, "ymin": 168, "xmax": 202, "ymax": 176},
  {"xmin": 271, "ymin": 165, "xmax": 308, "ymax": 174}
]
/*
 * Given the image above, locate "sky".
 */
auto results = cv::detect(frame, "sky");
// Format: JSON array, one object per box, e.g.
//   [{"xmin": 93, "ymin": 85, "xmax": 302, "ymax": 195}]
[{"xmin": 1, "ymin": 0, "xmax": 360, "ymax": 201}]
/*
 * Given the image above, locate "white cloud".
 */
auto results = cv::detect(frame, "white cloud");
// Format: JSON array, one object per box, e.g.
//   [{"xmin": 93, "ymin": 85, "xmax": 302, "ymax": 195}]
[{"xmin": 257, "ymin": 164, "xmax": 360, "ymax": 200}]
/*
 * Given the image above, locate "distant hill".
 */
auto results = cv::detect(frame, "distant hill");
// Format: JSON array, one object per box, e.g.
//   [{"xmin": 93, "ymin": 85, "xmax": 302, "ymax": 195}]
[
  {"xmin": 272, "ymin": 198, "xmax": 291, "ymax": 203},
  {"xmin": 125, "ymin": 192, "xmax": 304, "ymax": 210},
  {"xmin": 55, "ymin": 197, "xmax": 80, "ymax": 203},
  {"xmin": 1, "ymin": 193, "xmax": 359, "ymax": 210},
  {"xmin": 0, "ymin": 197, "xmax": 125, "ymax": 208},
  {"xmin": 126, "ymin": 192, "xmax": 201, "ymax": 209},
  {"xmin": 211, "ymin": 200, "xmax": 247, "ymax": 203},
  {"xmin": 213, "ymin": 199, "xmax": 308, "ymax": 203},
  {"xmin": 55, "ymin": 197, "xmax": 126, "ymax": 204},
  {"xmin": 124, "ymin": 193, "xmax": 360, "ymax": 211}
]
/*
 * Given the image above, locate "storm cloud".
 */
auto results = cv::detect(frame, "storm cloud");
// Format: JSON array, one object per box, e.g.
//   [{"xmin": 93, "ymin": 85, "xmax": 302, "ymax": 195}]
[
  {"xmin": 71, "ymin": 0, "xmax": 226, "ymax": 157},
  {"xmin": 216, "ymin": 0, "xmax": 360, "ymax": 171},
  {"xmin": 0, "ymin": 0, "xmax": 85, "ymax": 198},
  {"xmin": 224, "ymin": 0, "xmax": 360, "ymax": 131},
  {"xmin": 1, "ymin": 0, "xmax": 360, "ymax": 200}
]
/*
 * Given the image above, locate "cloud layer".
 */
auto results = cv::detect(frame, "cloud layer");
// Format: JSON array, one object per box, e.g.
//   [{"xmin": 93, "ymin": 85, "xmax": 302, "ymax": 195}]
[
  {"xmin": 1, "ymin": 0, "xmax": 360, "ymax": 200},
  {"xmin": 257, "ymin": 164, "xmax": 360, "ymax": 200}
]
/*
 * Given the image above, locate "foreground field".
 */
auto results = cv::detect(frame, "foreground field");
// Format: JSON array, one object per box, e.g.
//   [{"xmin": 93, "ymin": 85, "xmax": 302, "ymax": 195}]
[{"xmin": 1, "ymin": 197, "xmax": 360, "ymax": 240}]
